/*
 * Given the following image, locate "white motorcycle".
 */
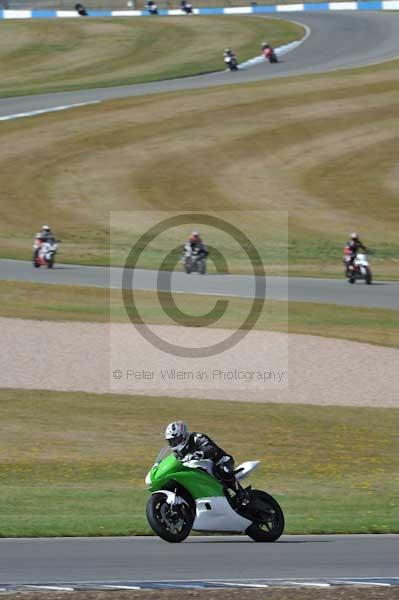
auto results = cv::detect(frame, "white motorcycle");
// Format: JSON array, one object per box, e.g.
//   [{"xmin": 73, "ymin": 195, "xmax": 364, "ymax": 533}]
[
  {"xmin": 224, "ymin": 54, "xmax": 238, "ymax": 71},
  {"xmin": 33, "ymin": 240, "xmax": 59, "ymax": 268},
  {"xmin": 345, "ymin": 252, "xmax": 372, "ymax": 284},
  {"xmin": 182, "ymin": 246, "xmax": 207, "ymax": 274}
]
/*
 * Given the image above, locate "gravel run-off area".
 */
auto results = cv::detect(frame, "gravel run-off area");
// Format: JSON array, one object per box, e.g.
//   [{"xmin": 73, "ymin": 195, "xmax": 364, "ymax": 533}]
[{"xmin": 1, "ymin": 317, "xmax": 398, "ymax": 407}]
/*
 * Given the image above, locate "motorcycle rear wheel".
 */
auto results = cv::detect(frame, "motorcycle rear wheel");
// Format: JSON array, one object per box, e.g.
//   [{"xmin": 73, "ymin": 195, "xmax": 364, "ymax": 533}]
[
  {"xmin": 245, "ymin": 490, "xmax": 284, "ymax": 542},
  {"xmin": 146, "ymin": 493, "xmax": 194, "ymax": 543}
]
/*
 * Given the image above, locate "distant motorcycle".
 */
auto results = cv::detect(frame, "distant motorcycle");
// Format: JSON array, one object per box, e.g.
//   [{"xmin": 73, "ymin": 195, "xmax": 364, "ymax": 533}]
[
  {"xmin": 181, "ymin": 0, "xmax": 192, "ymax": 12},
  {"xmin": 344, "ymin": 252, "xmax": 372, "ymax": 284},
  {"xmin": 146, "ymin": 0, "xmax": 158, "ymax": 14},
  {"xmin": 183, "ymin": 248, "xmax": 207, "ymax": 275},
  {"xmin": 33, "ymin": 240, "xmax": 59, "ymax": 269},
  {"xmin": 224, "ymin": 54, "xmax": 238, "ymax": 71},
  {"xmin": 262, "ymin": 45, "xmax": 278, "ymax": 63}
]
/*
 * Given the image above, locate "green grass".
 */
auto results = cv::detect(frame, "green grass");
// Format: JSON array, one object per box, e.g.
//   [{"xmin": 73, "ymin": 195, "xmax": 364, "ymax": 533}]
[
  {"xmin": 1, "ymin": 389, "xmax": 398, "ymax": 537},
  {"xmin": 1, "ymin": 58, "xmax": 399, "ymax": 279},
  {"xmin": 1, "ymin": 281, "xmax": 398, "ymax": 347},
  {"xmin": 0, "ymin": 17, "xmax": 302, "ymax": 97}
]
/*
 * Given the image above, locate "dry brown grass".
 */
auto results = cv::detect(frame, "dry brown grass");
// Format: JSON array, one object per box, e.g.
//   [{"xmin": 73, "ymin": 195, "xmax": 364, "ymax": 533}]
[
  {"xmin": 1, "ymin": 60, "xmax": 399, "ymax": 277},
  {"xmin": 0, "ymin": 17, "xmax": 301, "ymax": 96},
  {"xmin": 1, "ymin": 281, "xmax": 398, "ymax": 347}
]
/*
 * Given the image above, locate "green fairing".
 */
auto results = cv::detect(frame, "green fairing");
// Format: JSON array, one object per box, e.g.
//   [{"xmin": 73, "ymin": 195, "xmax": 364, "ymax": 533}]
[{"xmin": 149, "ymin": 453, "xmax": 224, "ymax": 499}]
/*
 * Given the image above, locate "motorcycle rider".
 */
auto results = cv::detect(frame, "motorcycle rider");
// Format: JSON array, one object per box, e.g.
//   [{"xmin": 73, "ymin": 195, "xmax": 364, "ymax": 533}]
[
  {"xmin": 223, "ymin": 48, "xmax": 238, "ymax": 68},
  {"xmin": 146, "ymin": 0, "xmax": 158, "ymax": 14},
  {"xmin": 184, "ymin": 231, "xmax": 209, "ymax": 259},
  {"xmin": 165, "ymin": 421, "xmax": 249, "ymax": 506},
  {"xmin": 344, "ymin": 232, "xmax": 368, "ymax": 271},
  {"xmin": 180, "ymin": 0, "xmax": 192, "ymax": 13},
  {"xmin": 33, "ymin": 225, "xmax": 55, "ymax": 260},
  {"xmin": 261, "ymin": 42, "xmax": 277, "ymax": 62}
]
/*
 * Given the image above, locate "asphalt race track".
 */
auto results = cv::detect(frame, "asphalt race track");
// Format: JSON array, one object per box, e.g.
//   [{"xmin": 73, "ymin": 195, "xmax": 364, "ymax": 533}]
[
  {"xmin": 1, "ymin": 535, "xmax": 398, "ymax": 588},
  {"xmin": 1, "ymin": 259, "xmax": 398, "ymax": 309},
  {"xmin": 1, "ymin": 12, "xmax": 399, "ymax": 118}
]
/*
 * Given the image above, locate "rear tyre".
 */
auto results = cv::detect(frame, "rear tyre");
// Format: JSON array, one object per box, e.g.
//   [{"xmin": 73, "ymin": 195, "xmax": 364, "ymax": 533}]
[
  {"xmin": 245, "ymin": 490, "xmax": 284, "ymax": 542},
  {"xmin": 199, "ymin": 260, "xmax": 207, "ymax": 275},
  {"xmin": 146, "ymin": 493, "xmax": 194, "ymax": 543},
  {"xmin": 349, "ymin": 277, "xmax": 355, "ymax": 284}
]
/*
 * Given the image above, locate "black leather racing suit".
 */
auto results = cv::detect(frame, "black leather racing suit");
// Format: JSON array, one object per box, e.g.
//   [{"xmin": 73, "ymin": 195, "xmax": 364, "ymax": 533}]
[
  {"xmin": 174, "ymin": 432, "xmax": 237, "ymax": 492},
  {"xmin": 346, "ymin": 239, "xmax": 367, "ymax": 267},
  {"xmin": 188, "ymin": 241, "xmax": 208, "ymax": 257}
]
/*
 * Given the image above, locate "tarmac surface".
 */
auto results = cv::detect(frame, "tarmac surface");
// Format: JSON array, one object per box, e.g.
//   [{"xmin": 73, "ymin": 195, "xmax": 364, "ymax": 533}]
[
  {"xmin": 1, "ymin": 535, "xmax": 398, "ymax": 585},
  {"xmin": 1, "ymin": 259, "xmax": 398, "ymax": 309}
]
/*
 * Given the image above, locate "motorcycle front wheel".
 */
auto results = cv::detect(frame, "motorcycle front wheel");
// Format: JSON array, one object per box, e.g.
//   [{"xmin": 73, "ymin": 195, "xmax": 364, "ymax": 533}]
[
  {"xmin": 245, "ymin": 490, "xmax": 285, "ymax": 542},
  {"xmin": 146, "ymin": 493, "xmax": 194, "ymax": 543}
]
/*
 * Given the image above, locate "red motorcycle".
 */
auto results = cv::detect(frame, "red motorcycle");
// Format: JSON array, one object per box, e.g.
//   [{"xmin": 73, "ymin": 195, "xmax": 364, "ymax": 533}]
[
  {"xmin": 262, "ymin": 45, "xmax": 278, "ymax": 64},
  {"xmin": 33, "ymin": 239, "xmax": 59, "ymax": 268}
]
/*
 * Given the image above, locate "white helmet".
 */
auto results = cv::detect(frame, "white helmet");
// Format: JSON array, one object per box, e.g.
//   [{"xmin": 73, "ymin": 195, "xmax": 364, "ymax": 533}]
[
  {"xmin": 42, "ymin": 225, "xmax": 51, "ymax": 232},
  {"xmin": 165, "ymin": 421, "xmax": 189, "ymax": 452},
  {"xmin": 350, "ymin": 232, "xmax": 358, "ymax": 239}
]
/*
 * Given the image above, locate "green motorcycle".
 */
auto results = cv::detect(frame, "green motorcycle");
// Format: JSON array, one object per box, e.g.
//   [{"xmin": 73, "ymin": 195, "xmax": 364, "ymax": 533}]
[{"xmin": 145, "ymin": 448, "xmax": 285, "ymax": 543}]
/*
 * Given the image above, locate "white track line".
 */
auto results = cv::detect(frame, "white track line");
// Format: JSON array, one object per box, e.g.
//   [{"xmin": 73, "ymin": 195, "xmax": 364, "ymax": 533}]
[
  {"xmin": 101, "ymin": 584, "xmax": 142, "ymax": 589},
  {"xmin": 239, "ymin": 20, "xmax": 311, "ymax": 69},
  {"xmin": 0, "ymin": 100, "xmax": 100, "ymax": 122},
  {"xmin": 28, "ymin": 585, "xmax": 75, "ymax": 591},
  {"xmin": 285, "ymin": 582, "xmax": 331, "ymax": 587}
]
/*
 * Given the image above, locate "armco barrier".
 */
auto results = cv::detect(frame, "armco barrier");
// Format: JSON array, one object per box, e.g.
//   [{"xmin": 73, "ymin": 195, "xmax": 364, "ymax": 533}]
[{"xmin": 0, "ymin": 0, "xmax": 399, "ymax": 17}]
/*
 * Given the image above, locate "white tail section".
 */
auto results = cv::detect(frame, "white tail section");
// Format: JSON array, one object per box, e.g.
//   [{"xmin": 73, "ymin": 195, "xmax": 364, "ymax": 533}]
[{"xmin": 235, "ymin": 460, "xmax": 260, "ymax": 481}]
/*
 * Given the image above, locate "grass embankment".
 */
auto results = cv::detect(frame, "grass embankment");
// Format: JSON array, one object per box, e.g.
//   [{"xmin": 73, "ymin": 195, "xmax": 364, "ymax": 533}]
[
  {"xmin": 1, "ymin": 389, "xmax": 398, "ymax": 537},
  {"xmin": 0, "ymin": 17, "xmax": 302, "ymax": 97},
  {"xmin": 1, "ymin": 281, "xmax": 399, "ymax": 347},
  {"xmin": 1, "ymin": 59, "xmax": 399, "ymax": 278}
]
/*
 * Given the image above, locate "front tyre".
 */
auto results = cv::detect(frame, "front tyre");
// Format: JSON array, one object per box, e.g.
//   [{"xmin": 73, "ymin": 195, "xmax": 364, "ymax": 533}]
[
  {"xmin": 184, "ymin": 259, "xmax": 192, "ymax": 274},
  {"xmin": 246, "ymin": 490, "xmax": 284, "ymax": 542},
  {"xmin": 146, "ymin": 493, "xmax": 194, "ymax": 543},
  {"xmin": 365, "ymin": 267, "xmax": 372, "ymax": 284}
]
